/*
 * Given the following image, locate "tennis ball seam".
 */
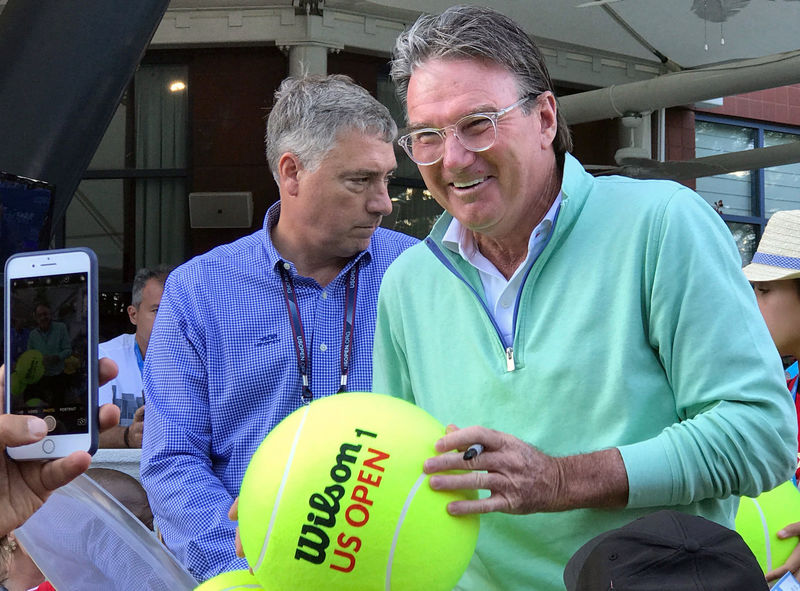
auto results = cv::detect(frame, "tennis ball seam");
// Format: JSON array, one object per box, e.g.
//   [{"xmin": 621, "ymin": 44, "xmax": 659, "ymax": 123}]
[
  {"xmin": 385, "ymin": 472, "xmax": 427, "ymax": 590},
  {"xmin": 748, "ymin": 496, "xmax": 773, "ymax": 571},
  {"xmin": 254, "ymin": 403, "xmax": 311, "ymax": 572}
]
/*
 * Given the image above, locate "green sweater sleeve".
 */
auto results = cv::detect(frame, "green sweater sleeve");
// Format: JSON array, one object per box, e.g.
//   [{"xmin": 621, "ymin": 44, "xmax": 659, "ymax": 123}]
[{"xmin": 619, "ymin": 188, "xmax": 796, "ymax": 508}]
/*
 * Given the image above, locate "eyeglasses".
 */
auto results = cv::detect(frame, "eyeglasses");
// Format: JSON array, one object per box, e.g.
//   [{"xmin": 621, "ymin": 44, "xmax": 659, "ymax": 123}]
[{"xmin": 398, "ymin": 94, "xmax": 534, "ymax": 166}]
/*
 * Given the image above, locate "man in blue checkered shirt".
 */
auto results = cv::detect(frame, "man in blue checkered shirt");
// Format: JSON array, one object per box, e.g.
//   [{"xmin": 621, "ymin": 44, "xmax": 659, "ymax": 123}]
[{"xmin": 140, "ymin": 75, "xmax": 418, "ymax": 581}]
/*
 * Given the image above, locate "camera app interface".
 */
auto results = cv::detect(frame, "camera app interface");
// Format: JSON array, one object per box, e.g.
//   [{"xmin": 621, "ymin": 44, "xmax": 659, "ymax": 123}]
[{"xmin": 8, "ymin": 272, "xmax": 89, "ymax": 434}]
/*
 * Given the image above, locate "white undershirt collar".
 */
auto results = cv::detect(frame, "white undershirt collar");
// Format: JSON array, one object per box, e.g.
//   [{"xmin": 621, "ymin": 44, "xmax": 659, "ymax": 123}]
[{"xmin": 442, "ymin": 192, "xmax": 562, "ymax": 344}]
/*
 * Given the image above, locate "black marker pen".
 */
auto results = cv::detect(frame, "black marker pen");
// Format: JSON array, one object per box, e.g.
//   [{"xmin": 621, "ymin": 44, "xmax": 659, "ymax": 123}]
[{"xmin": 463, "ymin": 443, "xmax": 484, "ymax": 460}]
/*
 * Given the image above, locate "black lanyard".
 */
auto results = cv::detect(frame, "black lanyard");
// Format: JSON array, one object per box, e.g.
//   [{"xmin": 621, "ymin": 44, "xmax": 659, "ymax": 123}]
[{"xmin": 278, "ymin": 261, "xmax": 360, "ymax": 404}]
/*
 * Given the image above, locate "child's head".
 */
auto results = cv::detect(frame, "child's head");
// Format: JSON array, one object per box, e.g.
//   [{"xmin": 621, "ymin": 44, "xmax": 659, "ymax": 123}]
[
  {"xmin": 742, "ymin": 210, "xmax": 800, "ymax": 359},
  {"xmin": 750, "ymin": 279, "xmax": 800, "ymax": 358},
  {"xmin": 86, "ymin": 468, "xmax": 153, "ymax": 531}
]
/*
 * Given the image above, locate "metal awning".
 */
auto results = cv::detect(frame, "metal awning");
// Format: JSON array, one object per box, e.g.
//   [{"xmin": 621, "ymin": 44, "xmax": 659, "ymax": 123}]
[
  {"xmin": 338, "ymin": 0, "xmax": 800, "ymax": 178},
  {"xmin": 329, "ymin": 0, "xmax": 800, "ymax": 70},
  {"xmin": 1, "ymin": 0, "xmax": 798, "ymax": 181}
]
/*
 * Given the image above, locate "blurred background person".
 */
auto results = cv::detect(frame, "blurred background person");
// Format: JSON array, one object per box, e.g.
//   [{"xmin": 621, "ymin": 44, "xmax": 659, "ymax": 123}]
[
  {"xmin": 25, "ymin": 303, "xmax": 72, "ymax": 410},
  {"xmin": 742, "ymin": 209, "xmax": 800, "ymax": 583},
  {"xmin": 0, "ymin": 532, "xmax": 52, "ymax": 591},
  {"xmin": 27, "ymin": 303, "xmax": 70, "ymax": 377},
  {"xmin": 87, "ymin": 468, "xmax": 154, "ymax": 531},
  {"xmin": 97, "ymin": 265, "xmax": 171, "ymax": 449}
]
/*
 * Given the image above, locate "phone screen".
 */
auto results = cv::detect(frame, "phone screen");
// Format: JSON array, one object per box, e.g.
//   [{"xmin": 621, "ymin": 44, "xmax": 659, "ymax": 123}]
[{"xmin": 7, "ymin": 272, "xmax": 90, "ymax": 434}]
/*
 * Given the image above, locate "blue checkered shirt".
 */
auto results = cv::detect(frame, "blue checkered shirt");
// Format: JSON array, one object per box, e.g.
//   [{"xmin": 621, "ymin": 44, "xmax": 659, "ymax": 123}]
[{"xmin": 140, "ymin": 203, "xmax": 417, "ymax": 581}]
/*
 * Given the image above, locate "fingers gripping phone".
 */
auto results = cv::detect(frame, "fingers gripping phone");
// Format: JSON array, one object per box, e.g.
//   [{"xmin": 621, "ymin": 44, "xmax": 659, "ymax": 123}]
[{"xmin": 4, "ymin": 247, "xmax": 99, "ymax": 459}]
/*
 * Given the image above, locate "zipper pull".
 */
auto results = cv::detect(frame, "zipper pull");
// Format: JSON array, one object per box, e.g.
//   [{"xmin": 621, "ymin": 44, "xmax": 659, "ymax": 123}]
[{"xmin": 505, "ymin": 347, "xmax": 515, "ymax": 372}]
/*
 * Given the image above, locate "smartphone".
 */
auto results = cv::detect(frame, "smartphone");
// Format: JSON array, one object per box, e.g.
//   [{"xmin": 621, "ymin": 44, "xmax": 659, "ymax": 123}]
[{"xmin": 4, "ymin": 247, "xmax": 99, "ymax": 459}]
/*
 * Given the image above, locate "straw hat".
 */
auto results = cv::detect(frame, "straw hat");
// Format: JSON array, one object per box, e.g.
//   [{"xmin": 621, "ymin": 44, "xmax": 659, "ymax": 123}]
[{"xmin": 742, "ymin": 210, "xmax": 800, "ymax": 282}]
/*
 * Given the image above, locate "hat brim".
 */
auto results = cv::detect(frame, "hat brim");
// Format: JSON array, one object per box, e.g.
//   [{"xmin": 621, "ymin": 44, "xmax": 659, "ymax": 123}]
[{"xmin": 742, "ymin": 262, "xmax": 800, "ymax": 282}]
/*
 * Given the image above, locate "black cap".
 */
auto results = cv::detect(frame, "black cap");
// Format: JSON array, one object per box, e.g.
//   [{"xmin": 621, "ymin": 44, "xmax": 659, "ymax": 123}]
[{"xmin": 563, "ymin": 510, "xmax": 768, "ymax": 591}]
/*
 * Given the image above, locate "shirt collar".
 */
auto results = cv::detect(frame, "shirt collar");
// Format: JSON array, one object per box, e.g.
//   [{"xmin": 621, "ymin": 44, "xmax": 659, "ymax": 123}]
[{"xmin": 262, "ymin": 201, "xmax": 284, "ymax": 272}]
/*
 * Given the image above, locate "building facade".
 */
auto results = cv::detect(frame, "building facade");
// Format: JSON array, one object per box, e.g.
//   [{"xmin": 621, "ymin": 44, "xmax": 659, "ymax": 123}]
[{"xmin": 52, "ymin": 4, "xmax": 799, "ymax": 338}]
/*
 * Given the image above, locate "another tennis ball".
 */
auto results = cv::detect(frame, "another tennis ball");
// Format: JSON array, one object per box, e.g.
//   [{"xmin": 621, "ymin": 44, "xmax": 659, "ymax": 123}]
[
  {"xmin": 238, "ymin": 392, "xmax": 480, "ymax": 591},
  {"xmin": 735, "ymin": 480, "xmax": 800, "ymax": 573},
  {"xmin": 63, "ymin": 354, "xmax": 80, "ymax": 375},
  {"xmin": 9, "ymin": 371, "xmax": 26, "ymax": 396},
  {"xmin": 15, "ymin": 349, "xmax": 44, "ymax": 384},
  {"xmin": 193, "ymin": 569, "xmax": 263, "ymax": 590}
]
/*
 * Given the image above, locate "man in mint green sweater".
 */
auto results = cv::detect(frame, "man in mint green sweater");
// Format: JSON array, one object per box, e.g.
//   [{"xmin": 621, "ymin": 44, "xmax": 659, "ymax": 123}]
[{"xmin": 373, "ymin": 6, "xmax": 796, "ymax": 591}]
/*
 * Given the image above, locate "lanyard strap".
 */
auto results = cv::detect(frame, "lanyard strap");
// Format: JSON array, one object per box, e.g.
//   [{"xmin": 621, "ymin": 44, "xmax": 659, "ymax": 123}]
[
  {"xmin": 339, "ymin": 263, "xmax": 359, "ymax": 393},
  {"xmin": 278, "ymin": 261, "xmax": 360, "ymax": 404},
  {"xmin": 134, "ymin": 340, "xmax": 145, "ymax": 377}
]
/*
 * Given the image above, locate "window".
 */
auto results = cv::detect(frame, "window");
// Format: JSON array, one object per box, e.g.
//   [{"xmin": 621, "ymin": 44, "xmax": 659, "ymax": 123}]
[
  {"xmin": 376, "ymin": 70, "xmax": 443, "ymax": 239},
  {"xmin": 695, "ymin": 116, "xmax": 800, "ymax": 263},
  {"xmin": 764, "ymin": 129, "xmax": 800, "ymax": 215},
  {"xmin": 65, "ymin": 63, "xmax": 189, "ymax": 287}
]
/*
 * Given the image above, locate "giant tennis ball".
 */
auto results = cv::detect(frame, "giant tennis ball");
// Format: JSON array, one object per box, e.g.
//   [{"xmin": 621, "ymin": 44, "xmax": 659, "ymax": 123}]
[
  {"xmin": 14, "ymin": 349, "xmax": 44, "ymax": 384},
  {"xmin": 238, "ymin": 392, "xmax": 480, "ymax": 591},
  {"xmin": 194, "ymin": 569, "xmax": 263, "ymax": 590},
  {"xmin": 735, "ymin": 480, "xmax": 800, "ymax": 573}
]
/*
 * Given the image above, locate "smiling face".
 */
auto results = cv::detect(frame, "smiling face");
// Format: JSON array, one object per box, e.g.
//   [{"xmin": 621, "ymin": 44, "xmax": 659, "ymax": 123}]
[
  {"xmin": 753, "ymin": 279, "xmax": 800, "ymax": 359},
  {"xmin": 405, "ymin": 57, "xmax": 560, "ymax": 243},
  {"xmin": 292, "ymin": 129, "xmax": 396, "ymax": 260}
]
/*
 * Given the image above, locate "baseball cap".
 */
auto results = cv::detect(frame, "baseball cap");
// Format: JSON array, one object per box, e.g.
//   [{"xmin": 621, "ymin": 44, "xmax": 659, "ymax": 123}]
[{"xmin": 563, "ymin": 510, "xmax": 768, "ymax": 591}]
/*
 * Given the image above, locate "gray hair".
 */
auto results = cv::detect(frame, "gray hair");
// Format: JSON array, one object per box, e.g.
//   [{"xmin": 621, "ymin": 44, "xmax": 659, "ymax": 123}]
[
  {"xmin": 131, "ymin": 265, "xmax": 172, "ymax": 307},
  {"xmin": 265, "ymin": 74, "xmax": 397, "ymax": 182},
  {"xmin": 0, "ymin": 535, "xmax": 15, "ymax": 582},
  {"xmin": 390, "ymin": 5, "xmax": 573, "ymax": 159}
]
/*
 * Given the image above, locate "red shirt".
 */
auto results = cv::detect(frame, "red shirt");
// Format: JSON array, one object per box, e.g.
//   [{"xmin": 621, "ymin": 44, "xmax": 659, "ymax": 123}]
[{"xmin": 787, "ymin": 361, "xmax": 799, "ymax": 480}]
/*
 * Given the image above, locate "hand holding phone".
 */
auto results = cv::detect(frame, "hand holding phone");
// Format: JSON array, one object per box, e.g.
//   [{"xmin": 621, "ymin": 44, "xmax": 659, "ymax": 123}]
[
  {"xmin": 0, "ymin": 359, "xmax": 120, "ymax": 536},
  {"xmin": 4, "ymin": 248, "xmax": 99, "ymax": 459}
]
